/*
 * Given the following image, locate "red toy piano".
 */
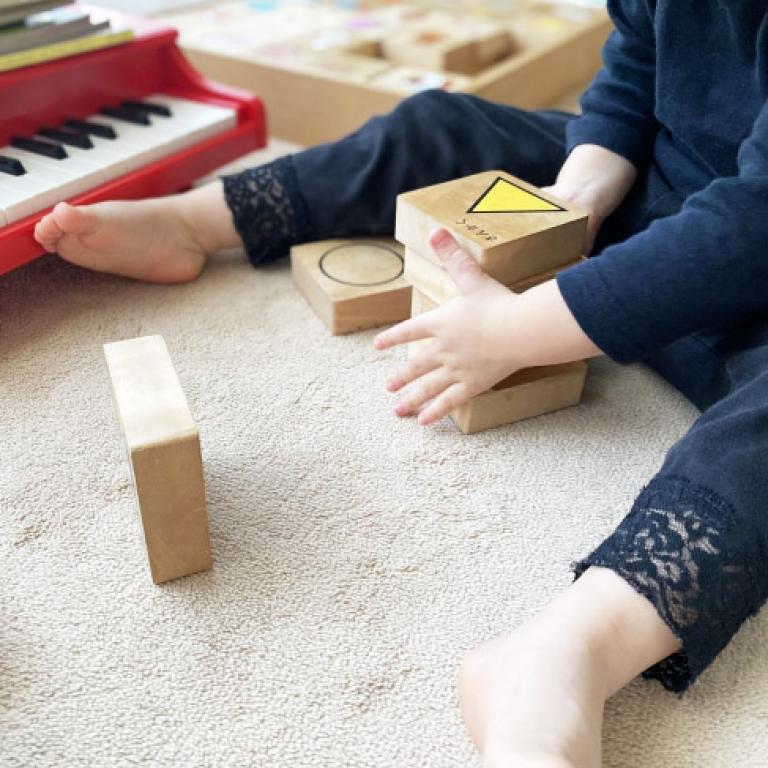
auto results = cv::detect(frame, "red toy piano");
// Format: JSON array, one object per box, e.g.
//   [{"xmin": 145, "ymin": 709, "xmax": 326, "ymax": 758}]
[{"xmin": 0, "ymin": 6, "xmax": 267, "ymax": 275}]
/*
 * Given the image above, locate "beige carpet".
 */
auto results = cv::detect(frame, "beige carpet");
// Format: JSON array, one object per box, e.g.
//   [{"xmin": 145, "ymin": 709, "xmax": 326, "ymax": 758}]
[{"xmin": 2, "ymin": 143, "xmax": 767, "ymax": 768}]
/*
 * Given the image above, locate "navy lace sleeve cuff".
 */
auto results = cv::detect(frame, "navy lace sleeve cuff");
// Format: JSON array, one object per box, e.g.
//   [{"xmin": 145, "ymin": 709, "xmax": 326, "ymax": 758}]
[{"xmin": 221, "ymin": 156, "xmax": 315, "ymax": 267}]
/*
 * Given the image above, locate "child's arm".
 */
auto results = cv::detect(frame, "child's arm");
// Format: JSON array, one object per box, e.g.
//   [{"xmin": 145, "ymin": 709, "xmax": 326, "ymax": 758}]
[
  {"xmin": 566, "ymin": 1, "xmax": 658, "ymax": 173},
  {"xmin": 373, "ymin": 228, "xmax": 602, "ymax": 426},
  {"xmin": 543, "ymin": 0, "xmax": 658, "ymax": 250},
  {"xmin": 557, "ymin": 99, "xmax": 768, "ymax": 365}
]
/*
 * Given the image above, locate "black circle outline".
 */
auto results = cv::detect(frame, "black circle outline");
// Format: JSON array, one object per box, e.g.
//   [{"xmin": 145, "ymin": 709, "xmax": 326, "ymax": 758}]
[{"xmin": 319, "ymin": 242, "xmax": 404, "ymax": 287}]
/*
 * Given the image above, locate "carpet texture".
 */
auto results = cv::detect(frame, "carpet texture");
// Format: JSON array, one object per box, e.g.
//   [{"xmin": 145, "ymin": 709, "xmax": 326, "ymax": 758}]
[{"xmin": 2, "ymin": 146, "xmax": 767, "ymax": 768}]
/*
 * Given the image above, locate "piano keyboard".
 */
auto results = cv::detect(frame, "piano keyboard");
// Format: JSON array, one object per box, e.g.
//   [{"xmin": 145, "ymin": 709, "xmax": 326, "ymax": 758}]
[{"xmin": 0, "ymin": 94, "xmax": 236, "ymax": 227}]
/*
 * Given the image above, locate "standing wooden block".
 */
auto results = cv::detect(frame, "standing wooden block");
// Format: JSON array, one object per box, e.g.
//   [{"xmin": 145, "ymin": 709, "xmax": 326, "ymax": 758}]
[
  {"xmin": 404, "ymin": 246, "xmax": 583, "ymax": 305},
  {"xmin": 409, "ymin": 289, "xmax": 587, "ymax": 433},
  {"xmin": 104, "ymin": 335, "xmax": 211, "ymax": 584},
  {"xmin": 396, "ymin": 171, "xmax": 587, "ymax": 285},
  {"xmin": 291, "ymin": 237, "xmax": 412, "ymax": 335}
]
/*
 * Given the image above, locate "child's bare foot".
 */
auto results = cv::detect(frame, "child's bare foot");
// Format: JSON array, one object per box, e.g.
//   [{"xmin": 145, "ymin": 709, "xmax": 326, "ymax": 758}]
[
  {"xmin": 458, "ymin": 567, "xmax": 682, "ymax": 768},
  {"xmin": 33, "ymin": 181, "xmax": 241, "ymax": 283},
  {"xmin": 459, "ymin": 620, "xmax": 604, "ymax": 768}
]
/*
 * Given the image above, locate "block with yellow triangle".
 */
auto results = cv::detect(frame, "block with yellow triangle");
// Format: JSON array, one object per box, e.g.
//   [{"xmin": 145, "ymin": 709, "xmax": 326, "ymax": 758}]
[
  {"xmin": 395, "ymin": 170, "xmax": 587, "ymax": 284},
  {"xmin": 395, "ymin": 171, "xmax": 589, "ymax": 433}
]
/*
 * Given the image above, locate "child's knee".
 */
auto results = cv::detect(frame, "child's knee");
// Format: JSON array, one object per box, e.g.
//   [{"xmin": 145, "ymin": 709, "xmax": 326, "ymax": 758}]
[{"xmin": 392, "ymin": 89, "xmax": 469, "ymax": 126}]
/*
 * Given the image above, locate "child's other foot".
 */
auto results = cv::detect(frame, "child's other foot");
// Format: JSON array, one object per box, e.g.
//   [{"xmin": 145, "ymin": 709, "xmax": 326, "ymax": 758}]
[
  {"xmin": 34, "ymin": 197, "xmax": 207, "ymax": 283},
  {"xmin": 458, "ymin": 618, "xmax": 605, "ymax": 768}
]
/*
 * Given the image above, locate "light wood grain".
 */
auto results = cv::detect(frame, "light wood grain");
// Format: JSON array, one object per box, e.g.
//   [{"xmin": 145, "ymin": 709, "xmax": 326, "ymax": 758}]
[
  {"xmin": 396, "ymin": 170, "xmax": 587, "ymax": 285},
  {"xmin": 164, "ymin": 2, "xmax": 611, "ymax": 145},
  {"xmin": 291, "ymin": 238, "xmax": 412, "ymax": 334},
  {"xmin": 104, "ymin": 335, "xmax": 211, "ymax": 584},
  {"xmin": 404, "ymin": 246, "xmax": 583, "ymax": 305}
]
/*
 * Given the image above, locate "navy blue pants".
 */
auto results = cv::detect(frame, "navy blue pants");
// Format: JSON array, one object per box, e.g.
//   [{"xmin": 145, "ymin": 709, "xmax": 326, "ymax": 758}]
[{"xmin": 223, "ymin": 91, "xmax": 768, "ymax": 692}]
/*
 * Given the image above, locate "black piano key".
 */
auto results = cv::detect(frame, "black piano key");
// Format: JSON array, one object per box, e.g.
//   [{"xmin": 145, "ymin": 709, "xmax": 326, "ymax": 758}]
[
  {"xmin": 101, "ymin": 105, "xmax": 151, "ymax": 126},
  {"xmin": 10, "ymin": 136, "xmax": 67, "ymax": 160},
  {"xmin": 39, "ymin": 127, "xmax": 94, "ymax": 150},
  {"xmin": 64, "ymin": 119, "xmax": 117, "ymax": 140},
  {"xmin": 0, "ymin": 156, "xmax": 25, "ymax": 176},
  {"xmin": 123, "ymin": 99, "xmax": 171, "ymax": 117}
]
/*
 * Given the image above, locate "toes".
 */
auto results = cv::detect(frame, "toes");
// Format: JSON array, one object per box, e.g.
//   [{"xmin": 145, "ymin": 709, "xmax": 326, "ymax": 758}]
[
  {"xmin": 51, "ymin": 201, "xmax": 98, "ymax": 236},
  {"xmin": 34, "ymin": 213, "xmax": 64, "ymax": 252}
]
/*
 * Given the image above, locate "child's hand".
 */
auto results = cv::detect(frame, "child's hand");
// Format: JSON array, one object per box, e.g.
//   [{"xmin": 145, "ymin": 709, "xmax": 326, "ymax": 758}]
[
  {"xmin": 541, "ymin": 181, "xmax": 604, "ymax": 254},
  {"xmin": 373, "ymin": 228, "xmax": 525, "ymax": 426},
  {"xmin": 543, "ymin": 144, "xmax": 638, "ymax": 253}
]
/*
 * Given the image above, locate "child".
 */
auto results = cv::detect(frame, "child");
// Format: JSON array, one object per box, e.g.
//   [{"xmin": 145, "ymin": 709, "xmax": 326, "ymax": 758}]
[{"xmin": 34, "ymin": 1, "xmax": 768, "ymax": 766}]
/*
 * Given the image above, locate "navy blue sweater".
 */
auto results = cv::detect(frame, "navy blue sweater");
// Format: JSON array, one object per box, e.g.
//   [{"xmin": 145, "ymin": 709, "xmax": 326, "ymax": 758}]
[{"xmin": 557, "ymin": 0, "xmax": 768, "ymax": 363}]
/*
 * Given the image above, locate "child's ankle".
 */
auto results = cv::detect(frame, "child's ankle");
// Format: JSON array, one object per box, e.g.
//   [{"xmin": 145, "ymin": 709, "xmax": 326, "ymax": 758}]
[
  {"xmin": 542, "ymin": 567, "xmax": 681, "ymax": 697},
  {"xmin": 173, "ymin": 181, "xmax": 243, "ymax": 256}
]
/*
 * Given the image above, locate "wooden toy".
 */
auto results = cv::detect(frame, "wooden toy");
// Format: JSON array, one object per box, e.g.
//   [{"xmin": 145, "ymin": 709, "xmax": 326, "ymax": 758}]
[
  {"xmin": 381, "ymin": 16, "xmax": 514, "ymax": 75},
  {"xmin": 162, "ymin": 1, "xmax": 612, "ymax": 146},
  {"xmin": 396, "ymin": 170, "xmax": 586, "ymax": 285},
  {"xmin": 452, "ymin": 360, "xmax": 588, "ymax": 433},
  {"xmin": 409, "ymin": 289, "xmax": 587, "ymax": 433},
  {"xmin": 403, "ymin": 245, "xmax": 583, "ymax": 305},
  {"xmin": 0, "ymin": 8, "xmax": 267, "ymax": 276},
  {"xmin": 291, "ymin": 237, "xmax": 412, "ymax": 334},
  {"xmin": 103, "ymin": 335, "xmax": 212, "ymax": 584}
]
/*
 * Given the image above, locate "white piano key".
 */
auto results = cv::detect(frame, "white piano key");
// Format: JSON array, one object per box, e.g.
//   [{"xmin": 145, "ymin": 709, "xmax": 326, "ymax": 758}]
[
  {"xmin": 0, "ymin": 170, "xmax": 71, "ymax": 223},
  {"xmin": 0, "ymin": 95, "xmax": 238, "ymax": 226},
  {"xmin": 0, "ymin": 145, "xmax": 107, "ymax": 222},
  {"xmin": 0, "ymin": 145, "xmax": 79, "ymax": 181}
]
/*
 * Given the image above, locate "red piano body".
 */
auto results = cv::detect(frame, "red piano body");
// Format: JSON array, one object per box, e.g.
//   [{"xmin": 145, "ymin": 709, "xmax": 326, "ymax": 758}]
[{"xmin": 0, "ymin": 7, "xmax": 267, "ymax": 275}]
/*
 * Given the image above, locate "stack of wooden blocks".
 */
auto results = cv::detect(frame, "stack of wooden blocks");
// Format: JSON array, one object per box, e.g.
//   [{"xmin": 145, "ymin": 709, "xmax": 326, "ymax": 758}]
[{"xmin": 396, "ymin": 170, "xmax": 589, "ymax": 434}]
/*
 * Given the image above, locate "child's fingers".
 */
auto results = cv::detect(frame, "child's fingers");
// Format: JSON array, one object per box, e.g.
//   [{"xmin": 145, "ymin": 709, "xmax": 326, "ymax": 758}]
[
  {"xmin": 385, "ymin": 348, "xmax": 439, "ymax": 392},
  {"xmin": 428, "ymin": 228, "xmax": 484, "ymax": 294},
  {"xmin": 417, "ymin": 382, "xmax": 469, "ymax": 425},
  {"xmin": 394, "ymin": 367, "xmax": 454, "ymax": 417},
  {"xmin": 374, "ymin": 314, "xmax": 434, "ymax": 350}
]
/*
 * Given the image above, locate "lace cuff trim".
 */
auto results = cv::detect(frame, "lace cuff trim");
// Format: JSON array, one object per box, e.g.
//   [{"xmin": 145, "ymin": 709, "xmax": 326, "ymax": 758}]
[
  {"xmin": 574, "ymin": 475, "xmax": 767, "ymax": 693},
  {"xmin": 221, "ymin": 156, "xmax": 314, "ymax": 267}
]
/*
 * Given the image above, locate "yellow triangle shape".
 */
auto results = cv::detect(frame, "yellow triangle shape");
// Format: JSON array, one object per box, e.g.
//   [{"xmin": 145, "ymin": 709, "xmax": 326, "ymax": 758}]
[{"xmin": 468, "ymin": 178, "xmax": 563, "ymax": 213}]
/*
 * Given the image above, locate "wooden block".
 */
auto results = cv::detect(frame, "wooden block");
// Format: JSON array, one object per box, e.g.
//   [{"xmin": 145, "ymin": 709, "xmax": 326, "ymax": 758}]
[
  {"xmin": 291, "ymin": 237, "xmax": 412, "ymax": 334},
  {"xmin": 404, "ymin": 246, "xmax": 583, "ymax": 305},
  {"xmin": 381, "ymin": 19, "xmax": 514, "ymax": 75},
  {"xmin": 396, "ymin": 170, "xmax": 587, "ymax": 285},
  {"xmin": 451, "ymin": 361, "xmax": 588, "ymax": 434},
  {"xmin": 103, "ymin": 335, "xmax": 212, "ymax": 584},
  {"xmin": 168, "ymin": 3, "xmax": 611, "ymax": 146},
  {"xmin": 409, "ymin": 289, "xmax": 587, "ymax": 433},
  {"xmin": 410, "ymin": 282, "xmax": 435, "ymax": 317},
  {"xmin": 255, "ymin": 38, "xmax": 393, "ymax": 81}
]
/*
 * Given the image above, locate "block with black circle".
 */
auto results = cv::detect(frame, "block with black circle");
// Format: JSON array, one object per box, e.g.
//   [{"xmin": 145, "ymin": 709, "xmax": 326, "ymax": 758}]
[{"xmin": 291, "ymin": 237, "xmax": 411, "ymax": 335}]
